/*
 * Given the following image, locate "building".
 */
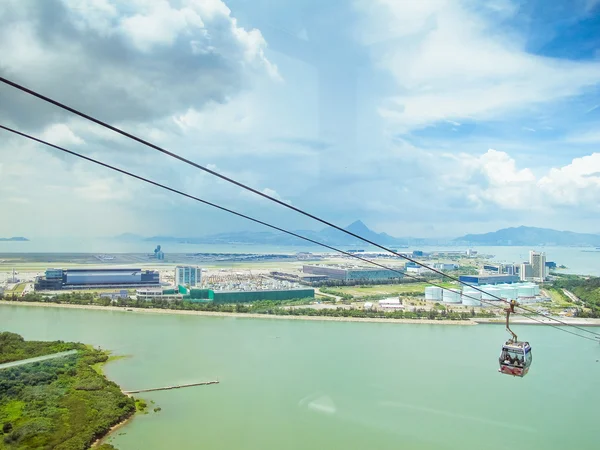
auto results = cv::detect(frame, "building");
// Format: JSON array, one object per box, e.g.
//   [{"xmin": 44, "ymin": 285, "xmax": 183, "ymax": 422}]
[
  {"xmin": 529, "ymin": 251, "xmax": 546, "ymax": 282},
  {"xmin": 520, "ymin": 262, "xmax": 534, "ymax": 281},
  {"xmin": 378, "ymin": 298, "xmax": 405, "ymax": 311},
  {"xmin": 406, "ymin": 266, "xmax": 434, "ymax": 275},
  {"xmin": 182, "ymin": 288, "xmax": 314, "ymax": 303},
  {"xmin": 458, "ymin": 274, "xmax": 520, "ymax": 286},
  {"xmin": 433, "ymin": 263, "xmax": 459, "ymax": 271},
  {"xmin": 482, "ymin": 264, "xmax": 501, "ymax": 273},
  {"xmin": 302, "ymin": 265, "xmax": 402, "ymax": 282},
  {"xmin": 152, "ymin": 245, "xmax": 165, "ymax": 260},
  {"xmin": 482, "ymin": 263, "xmax": 519, "ymax": 275},
  {"xmin": 99, "ymin": 290, "xmax": 129, "ymax": 300},
  {"xmin": 175, "ymin": 266, "xmax": 201, "ymax": 287},
  {"xmin": 35, "ymin": 268, "xmax": 160, "ymax": 291},
  {"xmin": 136, "ymin": 288, "xmax": 182, "ymax": 300}
]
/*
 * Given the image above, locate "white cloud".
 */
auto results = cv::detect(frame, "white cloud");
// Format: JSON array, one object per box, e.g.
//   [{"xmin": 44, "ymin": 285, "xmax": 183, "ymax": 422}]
[
  {"xmin": 120, "ymin": 2, "xmax": 204, "ymax": 52},
  {"xmin": 455, "ymin": 149, "xmax": 600, "ymax": 211},
  {"xmin": 40, "ymin": 123, "xmax": 84, "ymax": 146},
  {"xmin": 0, "ymin": 0, "xmax": 279, "ymax": 128},
  {"xmin": 539, "ymin": 153, "xmax": 600, "ymax": 206},
  {"xmin": 356, "ymin": 0, "xmax": 600, "ymax": 133}
]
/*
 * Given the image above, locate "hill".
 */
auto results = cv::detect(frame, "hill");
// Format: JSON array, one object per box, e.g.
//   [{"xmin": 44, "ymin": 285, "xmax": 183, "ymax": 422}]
[
  {"xmin": 0, "ymin": 236, "xmax": 28, "ymax": 242},
  {"xmin": 454, "ymin": 226, "xmax": 600, "ymax": 246},
  {"xmin": 142, "ymin": 220, "xmax": 408, "ymax": 247}
]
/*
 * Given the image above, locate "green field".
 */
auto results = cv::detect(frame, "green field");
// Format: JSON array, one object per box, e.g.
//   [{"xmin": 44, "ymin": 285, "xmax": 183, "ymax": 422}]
[
  {"xmin": 544, "ymin": 288, "xmax": 573, "ymax": 308},
  {"xmin": 322, "ymin": 282, "xmax": 457, "ymax": 299},
  {"xmin": 6, "ymin": 283, "xmax": 26, "ymax": 294}
]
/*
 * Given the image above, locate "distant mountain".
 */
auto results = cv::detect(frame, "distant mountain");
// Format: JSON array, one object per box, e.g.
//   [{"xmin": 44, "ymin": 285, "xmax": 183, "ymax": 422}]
[
  {"xmin": 455, "ymin": 226, "xmax": 600, "ymax": 246},
  {"xmin": 0, "ymin": 237, "xmax": 29, "ymax": 242},
  {"xmin": 113, "ymin": 233, "xmax": 145, "ymax": 241},
  {"xmin": 140, "ymin": 220, "xmax": 409, "ymax": 247},
  {"xmin": 319, "ymin": 220, "xmax": 401, "ymax": 246}
]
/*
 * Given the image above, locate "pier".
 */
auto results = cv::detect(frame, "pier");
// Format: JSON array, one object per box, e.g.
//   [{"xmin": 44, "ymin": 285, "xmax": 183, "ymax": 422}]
[{"xmin": 124, "ymin": 380, "xmax": 219, "ymax": 394}]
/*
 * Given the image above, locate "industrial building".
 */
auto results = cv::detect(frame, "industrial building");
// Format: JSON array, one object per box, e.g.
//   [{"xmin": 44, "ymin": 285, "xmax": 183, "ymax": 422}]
[
  {"xmin": 458, "ymin": 274, "xmax": 519, "ymax": 286},
  {"xmin": 378, "ymin": 298, "xmax": 405, "ymax": 311},
  {"xmin": 483, "ymin": 263, "xmax": 520, "ymax": 275},
  {"xmin": 136, "ymin": 288, "xmax": 182, "ymax": 300},
  {"xmin": 175, "ymin": 266, "xmax": 201, "ymax": 287},
  {"xmin": 35, "ymin": 268, "xmax": 160, "ymax": 291},
  {"xmin": 433, "ymin": 263, "xmax": 459, "ymax": 271},
  {"xmin": 302, "ymin": 265, "xmax": 402, "ymax": 281},
  {"xmin": 180, "ymin": 287, "xmax": 314, "ymax": 303}
]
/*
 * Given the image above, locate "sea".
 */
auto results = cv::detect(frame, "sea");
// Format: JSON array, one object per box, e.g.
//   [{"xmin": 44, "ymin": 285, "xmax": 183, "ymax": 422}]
[
  {"xmin": 1, "ymin": 304, "xmax": 599, "ymax": 450},
  {"xmin": 1, "ymin": 239, "xmax": 598, "ymax": 276}
]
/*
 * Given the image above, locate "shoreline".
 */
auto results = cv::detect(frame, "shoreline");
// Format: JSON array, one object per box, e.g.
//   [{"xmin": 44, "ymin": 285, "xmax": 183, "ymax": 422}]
[
  {"xmin": 91, "ymin": 413, "xmax": 135, "ymax": 449},
  {"xmin": 3, "ymin": 301, "xmax": 599, "ymax": 327},
  {"xmin": 0, "ymin": 300, "xmax": 474, "ymax": 325},
  {"xmin": 91, "ymin": 350, "xmax": 137, "ymax": 448},
  {"xmin": 473, "ymin": 317, "xmax": 600, "ymax": 326}
]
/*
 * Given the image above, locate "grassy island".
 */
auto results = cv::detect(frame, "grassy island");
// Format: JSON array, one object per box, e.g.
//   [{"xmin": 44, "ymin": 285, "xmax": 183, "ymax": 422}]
[{"xmin": 0, "ymin": 332, "xmax": 134, "ymax": 449}]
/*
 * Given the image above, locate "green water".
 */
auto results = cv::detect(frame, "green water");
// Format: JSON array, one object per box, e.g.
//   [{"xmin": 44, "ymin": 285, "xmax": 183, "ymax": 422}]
[{"xmin": 1, "ymin": 304, "xmax": 599, "ymax": 450}]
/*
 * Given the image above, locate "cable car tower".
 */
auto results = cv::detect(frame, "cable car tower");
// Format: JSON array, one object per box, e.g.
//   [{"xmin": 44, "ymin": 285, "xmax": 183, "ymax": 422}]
[{"xmin": 498, "ymin": 300, "xmax": 532, "ymax": 377}]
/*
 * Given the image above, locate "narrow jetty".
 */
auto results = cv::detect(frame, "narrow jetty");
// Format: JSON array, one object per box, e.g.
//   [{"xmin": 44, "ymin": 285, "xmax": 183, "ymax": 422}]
[{"xmin": 123, "ymin": 380, "xmax": 219, "ymax": 394}]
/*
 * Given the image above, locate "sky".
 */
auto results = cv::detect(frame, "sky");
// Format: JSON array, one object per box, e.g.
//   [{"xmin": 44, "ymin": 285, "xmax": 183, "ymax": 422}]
[{"xmin": 1, "ymin": 0, "xmax": 600, "ymax": 240}]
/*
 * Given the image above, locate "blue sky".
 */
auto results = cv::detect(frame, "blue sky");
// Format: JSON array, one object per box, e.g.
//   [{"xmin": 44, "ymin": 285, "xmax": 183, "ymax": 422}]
[{"xmin": 0, "ymin": 0, "xmax": 599, "ymax": 239}]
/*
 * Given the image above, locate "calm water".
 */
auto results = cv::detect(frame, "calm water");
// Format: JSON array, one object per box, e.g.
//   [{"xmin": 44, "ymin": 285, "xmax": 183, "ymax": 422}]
[{"xmin": 1, "ymin": 304, "xmax": 599, "ymax": 450}]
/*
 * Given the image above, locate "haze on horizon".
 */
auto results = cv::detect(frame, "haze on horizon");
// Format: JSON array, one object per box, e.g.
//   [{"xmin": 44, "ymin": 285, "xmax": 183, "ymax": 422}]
[{"xmin": 1, "ymin": 0, "xmax": 600, "ymax": 240}]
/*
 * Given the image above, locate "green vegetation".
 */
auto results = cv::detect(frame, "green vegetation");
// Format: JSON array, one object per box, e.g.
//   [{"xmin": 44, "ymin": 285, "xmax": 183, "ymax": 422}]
[
  {"xmin": 6, "ymin": 285, "xmax": 25, "ymax": 295},
  {"xmin": 544, "ymin": 288, "xmax": 572, "ymax": 308},
  {"xmin": 134, "ymin": 399, "xmax": 148, "ymax": 414},
  {"xmin": 0, "ymin": 290, "xmax": 498, "ymax": 321},
  {"xmin": 0, "ymin": 334, "xmax": 81, "ymax": 365},
  {"xmin": 553, "ymin": 276, "xmax": 600, "ymax": 318},
  {"xmin": 0, "ymin": 332, "xmax": 135, "ymax": 449},
  {"xmin": 318, "ymin": 282, "xmax": 455, "ymax": 301}
]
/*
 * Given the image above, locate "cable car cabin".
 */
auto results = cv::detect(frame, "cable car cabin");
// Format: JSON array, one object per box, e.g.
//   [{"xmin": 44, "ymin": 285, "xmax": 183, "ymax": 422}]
[{"xmin": 498, "ymin": 341, "xmax": 532, "ymax": 377}]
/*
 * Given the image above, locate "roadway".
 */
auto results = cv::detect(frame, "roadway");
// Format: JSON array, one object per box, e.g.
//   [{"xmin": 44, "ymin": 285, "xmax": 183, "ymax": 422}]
[{"xmin": 0, "ymin": 350, "xmax": 78, "ymax": 370}]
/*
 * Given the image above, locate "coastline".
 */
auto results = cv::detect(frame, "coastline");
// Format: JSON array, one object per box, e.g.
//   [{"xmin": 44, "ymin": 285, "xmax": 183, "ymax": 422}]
[
  {"xmin": 91, "ymin": 413, "xmax": 135, "ymax": 449},
  {"xmin": 0, "ymin": 300, "xmax": 475, "ymax": 325},
  {"xmin": 473, "ymin": 317, "xmax": 600, "ymax": 326},
  {"xmin": 90, "ymin": 351, "xmax": 137, "ymax": 448}
]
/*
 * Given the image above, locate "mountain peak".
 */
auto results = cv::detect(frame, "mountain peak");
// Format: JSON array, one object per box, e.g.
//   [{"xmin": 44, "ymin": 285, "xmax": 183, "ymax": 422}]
[{"xmin": 345, "ymin": 220, "xmax": 371, "ymax": 234}]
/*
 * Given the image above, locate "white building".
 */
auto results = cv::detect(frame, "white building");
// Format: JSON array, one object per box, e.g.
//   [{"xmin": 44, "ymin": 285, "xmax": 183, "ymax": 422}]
[
  {"xmin": 529, "ymin": 251, "xmax": 546, "ymax": 282},
  {"xmin": 433, "ymin": 263, "xmax": 459, "ymax": 271},
  {"xmin": 175, "ymin": 266, "xmax": 201, "ymax": 287},
  {"xmin": 378, "ymin": 298, "xmax": 405, "ymax": 311},
  {"xmin": 406, "ymin": 266, "xmax": 434, "ymax": 275},
  {"xmin": 136, "ymin": 288, "xmax": 182, "ymax": 300},
  {"xmin": 520, "ymin": 262, "xmax": 534, "ymax": 281}
]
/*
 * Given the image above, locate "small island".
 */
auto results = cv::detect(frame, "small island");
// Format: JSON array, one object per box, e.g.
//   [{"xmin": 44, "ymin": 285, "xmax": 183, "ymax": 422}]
[
  {"xmin": 0, "ymin": 332, "xmax": 134, "ymax": 449},
  {"xmin": 0, "ymin": 237, "xmax": 29, "ymax": 242}
]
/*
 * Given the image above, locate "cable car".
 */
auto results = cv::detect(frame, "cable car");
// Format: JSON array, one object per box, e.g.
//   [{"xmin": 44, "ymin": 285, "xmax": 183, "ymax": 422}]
[
  {"xmin": 498, "ymin": 300, "xmax": 533, "ymax": 377},
  {"xmin": 499, "ymin": 340, "xmax": 532, "ymax": 377}
]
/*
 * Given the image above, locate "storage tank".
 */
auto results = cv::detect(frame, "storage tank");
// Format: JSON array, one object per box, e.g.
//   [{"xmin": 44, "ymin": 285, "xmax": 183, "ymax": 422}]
[
  {"xmin": 517, "ymin": 283, "xmax": 536, "ymax": 298},
  {"xmin": 461, "ymin": 289, "xmax": 482, "ymax": 306},
  {"xmin": 442, "ymin": 289, "xmax": 462, "ymax": 303},
  {"xmin": 425, "ymin": 286, "xmax": 443, "ymax": 301},
  {"xmin": 481, "ymin": 286, "xmax": 501, "ymax": 301},
  {"xmin": 497, "ymin": 284, "xmax": 518, "ymax": 300},
  {"xmin": 505, "ymin": 286, "xmax": 519, "ymax": 300}
]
